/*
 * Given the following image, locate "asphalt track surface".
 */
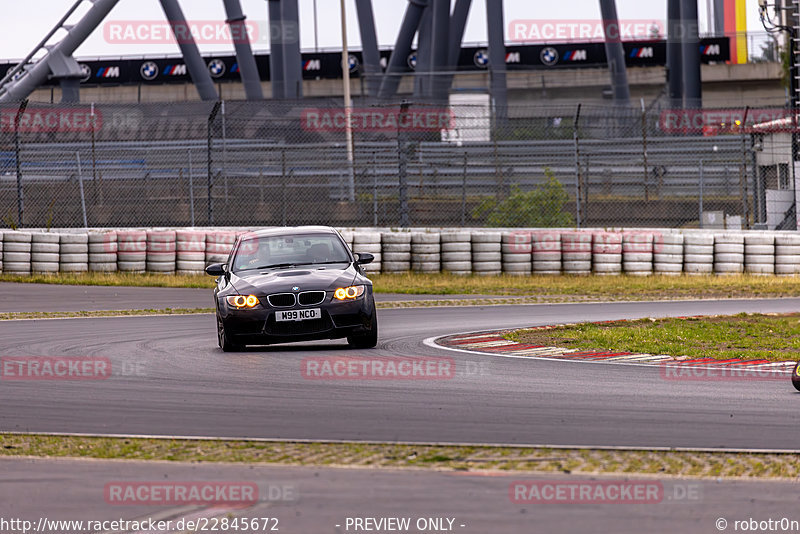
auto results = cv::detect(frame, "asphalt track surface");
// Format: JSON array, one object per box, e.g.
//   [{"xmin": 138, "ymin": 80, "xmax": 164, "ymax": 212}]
[
  {"xmin": 3, "ymin": 457, "xmax": 799, "ymax": 534},
  {"xmin": 1, "ymin": 292, "xmax": 799, "ymax": 449}
]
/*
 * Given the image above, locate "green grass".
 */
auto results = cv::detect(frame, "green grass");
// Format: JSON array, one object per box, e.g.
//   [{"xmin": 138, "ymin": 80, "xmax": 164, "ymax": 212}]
[
  {"xmin": 508, "ymin": 313, "xmax": 800, "ymax": 362},
  {"xmin": 7, "ymin": 272, "xmax": 800, "ymax": 301},
  {"xmin": 1, "ymin": 434, "xmax": 798, "ymax": 478}
]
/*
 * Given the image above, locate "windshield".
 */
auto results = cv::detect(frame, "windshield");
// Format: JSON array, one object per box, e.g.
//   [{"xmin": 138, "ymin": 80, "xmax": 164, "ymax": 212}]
[{"xmin": 232, "ymin": 233, "xmax": 351, "ymax": 272}]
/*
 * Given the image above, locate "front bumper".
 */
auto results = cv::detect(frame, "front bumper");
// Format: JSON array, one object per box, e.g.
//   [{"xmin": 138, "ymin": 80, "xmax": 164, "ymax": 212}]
[{"xmin": 218, "ymin": 292, "xmax": 374, "ymax": 345}]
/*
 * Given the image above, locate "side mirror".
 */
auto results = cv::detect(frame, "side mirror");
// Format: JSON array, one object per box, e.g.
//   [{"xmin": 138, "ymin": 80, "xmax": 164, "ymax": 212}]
[
  {"xmin": 355, "ymin": 252, "xmax": 374, "ymax": 265},
  {"xmin": 205, "ymin": 263, "xmax": 226, "ymax": 276}
]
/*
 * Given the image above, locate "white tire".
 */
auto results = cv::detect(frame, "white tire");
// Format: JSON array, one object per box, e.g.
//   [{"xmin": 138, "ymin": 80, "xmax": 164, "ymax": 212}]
[
  {"xmin": 381, "ymin": 262, "xmax": 410, "ymax": 272},
  {"xmin": 90, "ymin": 262, "xmax": 117, "ymax": 272},
  {"xmin": 655, "ymin": 233, "xmax": 684, "ymax": 246},
  {"xmin": 504, "ymin": 263, "xmax": 532, "ymax": 273},
  {"xmin": 593, "ymin": 244, "xmax": 622, "ymax": 254},
  {"xmin": 31, "ymin": 233, "xmax": 59, "ymax": 244},
  {"xmin": 594, "ymin": 263, "xmax": 622, "ymax": 273},
  {"xmin": 471, "ymin": 232, "xmax": 501, "ymax": 243},
  {"xmin": 353, "ymin": 232, "xmax": 382, "ymax": 244},
  {"xmin": 4, "ymin": 252, "xmax": 30, "ymax": 262},
  {"xmin": 533, "ymin": 252, "xmax": 562, "ymax": 262},
  {"xmin": 775, "ymin": 246, "xmax": 800, "ymax": 255},
  {"xmin": 440, "ymin": 231, "xmax": 471, "ymax": 242},
  {"xmin": 471, "ymin": 242, "xmax": 501, "ymax": 253},
  {"xmin": 745, "ymin": 264, "xmax": 775, "ymax": 274},
  {"xmin": 744, "ymin": 234, "xmax": 774, "ymax": 246},
  {"xmin": 117, "ymin": 252, "xmax": 147, "ymax": 262},
  {"xmin": 31, "ymin": 253, "xmax": 59, "ymax": 263},
  {"xmin": 502, "ymin": 243, "xmax": 531, "ymax": 254},
  {"xmin": 472, "ymin": 252, "xmax": 501, "ymax": 262},
  {"xmin": 684, "ymin": 253, "xmax": 713, "ymax": 263},
  {"xmin": 4, "ymin": 262, "xmax": 30, "ymax": 273},
  {"xmin": 776, "ymin": 264, "xmax": 800, "ymax": 274},
  {"xmin": 653, "ymin": 253, "xmax": 683, "ymax": 263},
  {"xmin": 684, "ymin": 234, "xmax": 714, "ymax": 246},
  {"xmin": 411, "ymin": 233, "xmax": 439, "ymax": 244},
  {"xmin": 562, "ymin": 252, "xmax": 591, "ymax": 261},
  {"xmin": 593, "ymin": 254, "xmax": 622, "ymax": 264},
  {"xmin": 714, "ymin": 243, "xmax": 744, "ymax": 254},
  {"xmin": 176, "ymin": 241, "xmax": 205, "ymax": 253},
  {"xmin": 563, "ymin": 260, "xmax": 591, "ymax": 271},
  {"xmin": 60, "ymin": 263, "xmax": 88, "ymax": 273},
  {"xmin": 60, "ymin": 244, "xmax": 88, "ymax": 254},
  {"xmin": 442, "ymin": 261, "xmax": 473, "ymax": 272},
  {"xmin": 381, "ymin": 232, "xmax": 412, "ymax": 244},
  {"xmin": 4, "ymin": 232, "xmax": 31, "ymax": 243},
  {"xmin": 147, "ymin": 231, "xmax": 176, "ymax": 243},
  {"xmin": 502, "ymin": 254, "xmax": 531, "ymax": 264},
  {"xmin": 3, "ymin": 242, "xmax": 31, "ymax": 253},
  {"xmin": 413, "ymin": 253, "xmax": 440, "ymax": 263},
  {"xmin": 117, "ymin": 232, "xmax": 147, "ymax": 252},
  {"xmin": 176, "ymin": 230, "xmax": 206, "ymax": 243},
  {"xmin": 31, "ymin": 262, "xmax": 59, "ymax": 273},
  {"xmin": 31, "ymin": 243, "xmax": 59, "ymax": 253},
  {"xmin": 87, "ymin": 253, "xmax": 116, "ymax": 263},
  {"xmin": 533, "ymin": 241, "xmax": 561, "ymax": 252},
  {"xmin": 715, "ymin": 233, "xmax": 744, "ymax": 244},
  {"xmin": 206, "ymin": 232, "xmax": 235, "ymax": 245},
  {"xmin": 714, "ymin": 253, "xmax": 743, "ymax": 264},
  {"xmin": 382, "ymin": 252, "xmax": 412, "ymax": 262},
  {"xmin": 441, "ymin": 241, "xmax": 471, "ymax": 253},
  {"xmin": 60, "ymin": 253, "xmax": 89, "ymax": 263},
  {"xmin": 147, "ymin": 252, "xmax": 177, "ymax": 262},
  {"xmin": 473, "ymin": 261, "xmax": 502, "ymax": 271},
  {"xmin": 441, "ymin": 252, "xmax": 471, "ymax": 262},
  {"xmin": 623, "ymin": 262, "xmax": 653, "ymax": 272},
  {"xmin": 411, "ymin": 244, "xmax": 440, "ymax": 254},
  {"xmin": 744, "ymin": 245, "xmax": 774, "ymax": 255},
  {"xmin": 653, "ymin": 244, "xmax": 683, "ymax": 255},
  {"xmin": 60, "ymin": 233, "xmax": 88, "ymax": 244},
  {"xmin": 89, "ymin": 242, "xmax": 117, "ymax": 253},
  {"xmin": 776, "ymin": 255, "xmax": 800, "ymax": 265},
  {"xmin": 593, "ymin": 233, "xmax": 623, "ymax": 245},
  {"xmin": 88, "ymin": 232, "xmax": 117, "ymax": 243},
  {"xmin": 362, "ymin": 263, "xmax": 382, "ymax": 273},
  {"xmin": 624, "ymin": 252, "xmax": 653, "ymax": 262},
  {"xmin": 412, "ymin": 262, "xmax": 440, "ymax": 272},
  {"xmin": 176, "ymin": 259, "xmax": 207, "ymax": 271},
  {"xmin": 654, "ymin": 263, "xmax": 683, "ymax": 273},
  {"xmin": 146, "ymin": 261, "xmax": 175, "ymax": 273},
  {"xmin": 176, "ymin": 251, "xmax": 205, "ymax": 262},
  {"xmin": 775, "ymin": 234, "xmax": 800, "ymax": 246},
  {"xmin": 352, "ymin": 243, "xmax": 381, "ymax": 254},
  {"xmin": 533, "ymin": 260, "xmax": 562, "ymax": 271},
  {"xmin": 205, "ymin": 254, "xmax": 228, "ymax": 263},
  {"xmin": 383, "ymin": 243, "xmax": 412, "ymax": 253},
  {"xmin": 683, "ymin": 245, "xmax": 713, "ymax": 255},
  {"xmin": 205, "ymin": 244, "xmax": 232, "ymax": 255},
  {"xmin": 744, "ymin": 254, "xmax": 773, "ymax": 265},
  {"xmin": 714, "ymin": 263, "xmax": 744, "ymax": 273},
  {"xmin": 118, "ymin": 260, "xmax": 146, "ymax": 272}
]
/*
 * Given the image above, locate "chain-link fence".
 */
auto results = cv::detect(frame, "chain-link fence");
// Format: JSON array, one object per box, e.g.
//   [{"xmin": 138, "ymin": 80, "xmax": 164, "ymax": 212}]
[{"xmin": 0, "ymin": 99, "xmax": 794, "ymax": 229}]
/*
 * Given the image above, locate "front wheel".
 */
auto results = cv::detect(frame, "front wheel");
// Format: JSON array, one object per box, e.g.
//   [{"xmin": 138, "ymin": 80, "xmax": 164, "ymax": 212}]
[
  {"xmin": 792, "ymin": 361, "xmax": 800, "ymax": 392},
  {"xmin": 347, "ymin": 311, "xmax": 378, "ymax": 349},
  {"xmin": 218, "ymin": 316, "xmax": 243, "ymax": 352}
]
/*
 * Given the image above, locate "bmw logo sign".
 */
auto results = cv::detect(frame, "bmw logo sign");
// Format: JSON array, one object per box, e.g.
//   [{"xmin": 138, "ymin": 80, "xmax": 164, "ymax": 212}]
[
  {"xmin": 208, "ymin": 59, "xmax": 226, "ymax": 78},
  {"xmin": 540, "ymin": 47, "xmax": 559, "ymax": 66},
  {"xmin": 140, "ymin": 61, "xmax": 158, "ymax": 80},
  {"xmin": 348, "ymin": 54, "xmax": 359, "ymax": 72},
  {"xmin": 473, "ymin": 49, "xmax": 489, "ymax": 68},
  {"xmin": 292, "ymin": 286, "xmax": 300, "ymax": 291},
  {"xmin": 79, "ymin": 63, "xmax": 91, "ymax": 82},
  {"xmin": 406, "ymin": 53, "xmax": 417, "ymax": 70}
]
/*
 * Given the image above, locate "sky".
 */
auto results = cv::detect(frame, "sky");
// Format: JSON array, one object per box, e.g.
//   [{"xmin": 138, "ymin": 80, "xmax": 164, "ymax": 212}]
[{"xmin": 0, "ymin": 0, "xmax": 766, "ymax": 61}]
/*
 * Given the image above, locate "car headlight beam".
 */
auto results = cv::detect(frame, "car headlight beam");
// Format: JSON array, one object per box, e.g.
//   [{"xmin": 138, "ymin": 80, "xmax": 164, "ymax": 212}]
[
  {"xmin": 226, "ymin": 294, "xmax": 260, "ymax": 308},
  {"xmin": 334, "ymin": 285, "xmax": 365, "ymax": 300}
]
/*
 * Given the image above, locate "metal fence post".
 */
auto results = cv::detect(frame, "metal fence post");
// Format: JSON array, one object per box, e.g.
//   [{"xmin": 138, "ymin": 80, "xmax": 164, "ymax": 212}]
[
  {"xmin": 573, "ymin": 103, "xmax": 582, "ymax": 228},
  {"xmin": 699, "ymin": 159, "xmax": 704, "ymax": 228},
  {"xmin": 281, "ymin": 150, "xmax": 287, "ymax": 226},
  {"xmin": 13, "ymin": 99, "xmax": 28, "ymax": 227},
  {"xmin": 641, "ymin": 100, "xmax": 649, "ymax": 202},
  {"xmin": 461, "ymin": 152, "xmax": 468, "ymax": 226},
  {"xmin": 740, "ymin": 106, "xmax": 750, "ymax": 228},
  {"xmin": 75, "ymin": 152, "xmax": 88, "ymax": 228},
  {"xmin": 188, "ymin": 149, "xmax": 195, "ymax": 227},
  {"xmin": 207, "ymin": 101, "xmax": 221, "ymax": 225},
  {"xmin": 372, "ymin": 151, "xmax": 378, "ymax": 226},
  {"xmin": 397, "ymin": 102, "xmax": 410, "ymax": 228}
]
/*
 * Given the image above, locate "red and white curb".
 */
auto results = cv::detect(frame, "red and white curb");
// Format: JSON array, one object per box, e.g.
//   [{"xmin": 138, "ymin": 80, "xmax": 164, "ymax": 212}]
[{"xmin": 427, "ymin": 330, "xmax": 797, "ymax": 375}]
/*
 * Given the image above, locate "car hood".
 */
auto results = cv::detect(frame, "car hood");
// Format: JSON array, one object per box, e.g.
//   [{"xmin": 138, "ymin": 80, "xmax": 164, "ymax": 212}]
[{"xmin": 230, "ymin": 263, "xmax": 359, "ymax": 295}]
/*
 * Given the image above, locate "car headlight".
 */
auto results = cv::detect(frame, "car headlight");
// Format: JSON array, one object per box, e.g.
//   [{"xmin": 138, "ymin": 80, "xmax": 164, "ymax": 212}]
[
  {"xmin": 334, "ymin": 285, "xmax": 365, "ymax": 300},
  {"xmin": 226, "ymin": 295, "xmax": 261, "ymax": 308}
]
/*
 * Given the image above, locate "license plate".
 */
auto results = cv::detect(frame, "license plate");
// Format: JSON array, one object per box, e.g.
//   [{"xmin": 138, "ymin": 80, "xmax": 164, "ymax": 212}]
[{"xmin": 275, "ymin": 308, "xmax": 321, "ymax": 322}]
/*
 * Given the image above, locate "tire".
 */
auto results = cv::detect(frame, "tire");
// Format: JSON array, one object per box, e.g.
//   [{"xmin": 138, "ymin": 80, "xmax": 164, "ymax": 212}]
[
  {"xmin": 775, "ymin": 246, "xmax": 800, "ymax": 255},
  {"xmin": 60, "ymin": 244, "xmax": 88, "ymax": 254},
  {"xmin": 3, "ymin": 242, "xmax": 31, "ymax": 253},
  {"xmin": 147, "ymin": 252, "xmax": 177, "ymax": 262},
  {"xmin": 413, "ymin": 253, "xmax": 440, "ymax": 263},
  {"xmin": 745, "ymin": 264, "xmax": 774, "ymax": 274},
  {"xmin": 381, "ymin": 232, "xmax": 412, "ymax": 244},
  {"xmin": 3, "ymin": 262, "xmax": 29, "ymax": 273},
  {"xmin": 623, "ymin": 262, "xmax": 653, "ymax": 273},
  {"xmin": 347, "ymin": 308, "xmax": 378, "ymax": 349},
  {"xmin": 381, "ymin": 261, "xmax": 410, "ymax": 272},
  {"xmin": 653, "ymin": 244, "xmax": 683, "ymax": 255},
  {"xmin": 533, "ymin": 260, "xmax": 562, "ymax": 271},
  {"xmin": 714, "ymin": 263, "xmax": 744, "ymax": 273},
  {"xmin": 218, "ymin": 316, "xmax": 243, "ymax": 352},
  {"xmin": 31, "ymin": 242, "xmax": 60, "ymax": 253},
  {"xmin": 176, "ymin": 259, "xmax": 206, "ymax": 271},
  {"xmin": 411, "ymin": 233, "xmax": 440, "ymax": 244},
  {"xmin": 776, "ymin": 255, "xmax": 800, "ymax": 265},
  {"xmin": 502, "ymin": 243, "xmax": 531, "ymax": 254},
  {"xmin": 684, "ymin": 253, "xmax": 713, "ymax": 263},
  {"xmin": 744, "ymin": 254, "xmax": 773, "ymax": 265},
  {"xmin": 473, "ymin": 261, "xmax": 502, "ymax": 272},
  {"xmin": 563, "ymin": 260, "xmax": 591, "ymax": 272},
  {"xmin": 147, "ymin": 230, "xmax": 176, "ymax": 243},
  {"xmin": 503, "ymin": 263, "xmax": 532, "ymax": 273},
  {"xmin": 31, "ymin": 253, "xmax": 59, "ymax": 263},
  {"xmin": 472, "ymin": 252, "xmax": 501, "ymax": 262},
  {"xmin": 59, "ymin": 263, "xmax": 88, "ymax": 273},
  {"xmin": 623, "ymin": 252, "xmax": 653, "ymax": 262},
  {"xmin": 684, "ymin": 234, "xmax": 714, "ymax": 246},
  {"xmin": 441, "ymin": 252, "xmax": 471, "ymax": 262},
  {"xmin": 411, "ymin": 262, "xmax": 440, "ymax": 272},
  {"xmin": 442, "ymin": 261, "xmax": 472, "ymax": 272},
  {"xmin": 792, "ymin": 361, "xmax": 800, "ymax": 392},
  {"xmin": 593, "ymin": 263, "xmax": 622, "ymax": 274},
  {"xmin": 776, "ymin": 234, "xmax": 800, "ymax": 246},
  {"xmin": 147, "ymin": 261, "xmax": 176, "ymax": 273},
  {"xmin": 89, "ymin": 232, "xmax": 117, "ymax": 244},
  {"xmin": 4, "ymin": 252, "xmax": 31, "ymax": 262},
  {"xmin": 60, "ymin": 233, "xmax": 88, "ymax": 245},
  {"xmin": 118, "ymin": 260, "xmax": 146, "ymax": 272},
  {"xmin": 654, "ymin": 262, "xmax": 683, "ymax": 273},
  {"xmin": 353, "ymin": 232, "xmax": 382, "ymax": 244},
  {"xmin": 776, "ymin": 264, "xmax": 800, "ymax": 275},
  {"xmin": 440, "ymin": 231, "xmax": 471, "ymax": 242},
  {"xmin": 176, "ymin": 251, "xmax": 205, "ymax": 262},
  {"xmin": 31, "ymin": 262, "xmax": 59, "ymax": 273},
  {"xmin": 4, "ymin": 232, "xmax": 31, "ymax": 243},
  {"xmin": 89, "ymin": 262, "xmax": 117, "ymax": 272},
  {"xmin": 502, "ymin": 254, "xmax": 531, "ymax": 264},
  {"xmin": 562, "ymin": 252, "xmax": 591, "ymax": 261},
  {"xmin": 714, "ymin": 253, "xmax": 744, "ymax": 263},
  {"xmin": 593, "ymin": 254, "xmax": 622, "ymax": 264},
  {"xmin": 411, "ymin": 244, "xmax": 440, "ymax": 254},
  {"xmin": 382, "ymin": 243, "xmax": 412, "ymax": 253},
  {"xmin": 117, "ymin": 252, "xmax": 147, "ymax": 262},
  {"xmin": 471, "ymin": 232, "xmax": 502, "ymax": 243},
  {"xmin": 714, "ymin": 244, "xmax": 744, "ymax": 254},
  {"xmin": 653, "ymin": 253, "xmax": 683, "ymax": 263},
  {"xmin": 744, "ymin": 245, "xmax": 774, "ymax": 255},
  {"xmin": 31, "ymin": 233, "xmax": 59, "ymax": 244},
  {"xmin": 593, "ymin": 244, "xmax": 622, "ymax": 254},
  {"xmin": 60, "ymin": 253, "xmax": 89, "ymax": 263}
]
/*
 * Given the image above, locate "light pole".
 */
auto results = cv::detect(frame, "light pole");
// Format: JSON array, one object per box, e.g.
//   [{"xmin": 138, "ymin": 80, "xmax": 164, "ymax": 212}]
[{"xmin": 340, "ymin": 0, "xmax": 355, "ymax": 202}]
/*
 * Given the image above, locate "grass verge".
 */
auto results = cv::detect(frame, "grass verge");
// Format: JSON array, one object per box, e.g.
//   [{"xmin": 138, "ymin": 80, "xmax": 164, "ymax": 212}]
[
  {"xmin": 508, "ymin": 313, "xmax": 800, "ymax": 362},
  {"xmin": 5, "ymin": 272, "xmax": 800, "ymax": 301},
  {"xmin": 1, "ymin": 434, "xmax": 798, "ymax": 479}
]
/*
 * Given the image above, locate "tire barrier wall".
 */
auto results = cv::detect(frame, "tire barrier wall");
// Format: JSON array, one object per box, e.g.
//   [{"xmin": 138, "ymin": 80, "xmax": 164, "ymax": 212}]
[{"xmin": 1, "ymin": 228, "xmax": 800, "ymax": 276}]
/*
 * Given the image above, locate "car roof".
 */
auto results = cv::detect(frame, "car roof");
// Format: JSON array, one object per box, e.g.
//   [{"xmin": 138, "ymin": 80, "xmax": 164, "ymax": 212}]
[{"xmin": 238, "ymin": 226, "xmax": 340, "ymax": 239}]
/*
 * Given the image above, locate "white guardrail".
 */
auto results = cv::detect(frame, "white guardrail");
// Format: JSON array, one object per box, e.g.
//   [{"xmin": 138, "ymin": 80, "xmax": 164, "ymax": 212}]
[{"xmin": 1, "ymin": 227, "xmax": 800, "ymax": 276}]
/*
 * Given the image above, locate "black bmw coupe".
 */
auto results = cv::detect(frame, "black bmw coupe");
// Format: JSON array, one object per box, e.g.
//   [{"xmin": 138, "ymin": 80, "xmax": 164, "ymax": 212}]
[{"xmin": 206, "ymin": 226, "xmax": 378, "ymax": 351}]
